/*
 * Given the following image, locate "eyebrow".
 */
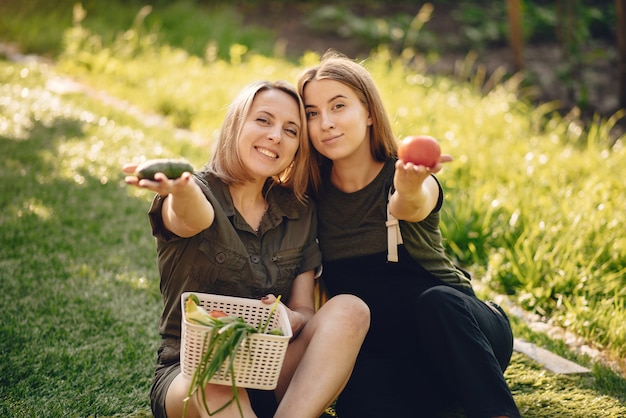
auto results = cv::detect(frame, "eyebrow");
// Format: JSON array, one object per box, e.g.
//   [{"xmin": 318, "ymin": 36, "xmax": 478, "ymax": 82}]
[
  {"xmin": 328, "ymin": 94, "xmax": 348, "ymax": 102},
  {"xmin": 259, "ymin": 110, "xmax": 300, "ymax": 129},
  {"xmin": 255, "ymin": 109, "xmax": 300, "ymax": 126},
  {"xmin": 305, "ymin": 94, "xmax": 349, "ymax": 108}
]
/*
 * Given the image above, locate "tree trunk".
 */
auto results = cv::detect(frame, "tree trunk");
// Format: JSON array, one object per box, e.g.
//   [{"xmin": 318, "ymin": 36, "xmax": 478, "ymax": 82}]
[
  {"xmin": 616, "ymin": 0, "xmax": 626, "ymax": 109},
  {"xmin": 506, "ymin": 0, "xmax": 524, "ymax": 72}
]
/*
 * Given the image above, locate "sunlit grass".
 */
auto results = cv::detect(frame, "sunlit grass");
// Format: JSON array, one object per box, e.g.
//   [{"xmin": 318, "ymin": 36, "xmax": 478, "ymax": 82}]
[
  {"xmin": 506, "ymin": 352, "xmax": 626, "ymax": 418},
  {"xmin": 1, "ymin": 1, "xmax": 625, "ymax": 416},
  {"xmin": 0, "ymin": 60, "xmax": 170, "ymax": 416},
  {"xmin": 3, "ymin": 50, "xmax": 625, "ymax": 418},
  {"xmin": 58, "ymin": 26, "xmax": 302, "ymax": 133}
]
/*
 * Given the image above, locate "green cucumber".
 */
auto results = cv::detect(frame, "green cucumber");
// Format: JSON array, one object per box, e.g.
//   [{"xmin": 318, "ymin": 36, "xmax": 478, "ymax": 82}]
[{"xmin": 134, "ymin": 159, "xmax": 194, "ymax": 180}]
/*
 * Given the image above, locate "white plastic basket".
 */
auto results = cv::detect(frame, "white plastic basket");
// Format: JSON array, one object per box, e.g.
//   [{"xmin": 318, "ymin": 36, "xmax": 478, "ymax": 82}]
[{"xmin": 180, "ymin": 292, "xmax": 292, "ymax": 390}]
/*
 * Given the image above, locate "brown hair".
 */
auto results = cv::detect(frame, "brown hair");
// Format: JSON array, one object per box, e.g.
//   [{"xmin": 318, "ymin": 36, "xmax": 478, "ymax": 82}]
[
  {"xmin": 297, "ymin": 51, "xmax": 397, "ymax": 196},
  {"xmin": 207, "ymin": 80, "xmax": 314, "ymax": 203}
]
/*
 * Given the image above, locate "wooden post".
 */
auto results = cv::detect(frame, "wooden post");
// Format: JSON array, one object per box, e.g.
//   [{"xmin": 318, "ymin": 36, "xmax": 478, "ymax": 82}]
[
  {"xmin": 506, "ymin": 0, "xmax": 524, "ymax": 72},
  {"xmin": 616, "ymin": 0, "xmax": 626, "ymax": 109}
]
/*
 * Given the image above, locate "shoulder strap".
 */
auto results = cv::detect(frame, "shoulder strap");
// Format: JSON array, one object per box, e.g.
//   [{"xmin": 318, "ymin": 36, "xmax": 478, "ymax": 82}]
[{"xmin": 385, "ymin": 187, "xmax": 403, "ymax": 262}]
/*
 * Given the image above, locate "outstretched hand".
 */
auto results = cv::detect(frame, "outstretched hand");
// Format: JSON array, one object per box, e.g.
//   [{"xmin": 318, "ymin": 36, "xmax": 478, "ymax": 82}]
[
  {"xmin": 396, "ymin": 152, "xmax": 453, "ymax": 173},
  {"xmin": 430, "ymin": 153, "xmax": 454, "ymax": 172},
  {"xmin": 122, "ymin": 163, "xmax": 194, "ymax": 196},
  {"xmin": 394, "ymin": 153, "xmax": 453, "ymax": 195}
]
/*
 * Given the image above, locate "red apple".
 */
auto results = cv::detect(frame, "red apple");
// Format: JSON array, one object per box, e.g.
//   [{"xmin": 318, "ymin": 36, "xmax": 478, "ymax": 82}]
[{"xmin": 398, "ymin": 135, "xmax": 441, "ymax": 168}]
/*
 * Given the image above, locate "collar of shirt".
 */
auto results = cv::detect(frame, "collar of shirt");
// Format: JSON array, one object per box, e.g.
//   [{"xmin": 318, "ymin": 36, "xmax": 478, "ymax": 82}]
[{"xmin": 198, "ymin": 171, "xmax": 305, "ymax": 230}]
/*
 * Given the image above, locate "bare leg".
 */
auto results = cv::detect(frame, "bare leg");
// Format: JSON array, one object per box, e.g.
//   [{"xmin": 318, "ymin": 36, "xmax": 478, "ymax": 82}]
[
  {"xmin": 274, "ymin": 294, "xmax": 370, "ymax": 418},
  {"xmin": 166, "ymin": 373, "xmax": 257, "ymax": 418}
]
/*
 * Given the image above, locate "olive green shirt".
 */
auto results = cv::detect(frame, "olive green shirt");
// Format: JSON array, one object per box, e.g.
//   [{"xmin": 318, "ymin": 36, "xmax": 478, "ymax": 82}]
[
  {"xmin": 316, "ymin": 159, "xmax": 472, "ymax": 291},
  {"xmin": 149, "ymin": 171, "xmax": 322, "ymax": 340}
]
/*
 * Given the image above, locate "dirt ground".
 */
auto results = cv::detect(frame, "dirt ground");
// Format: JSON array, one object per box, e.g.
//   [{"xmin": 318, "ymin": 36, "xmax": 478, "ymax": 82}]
[{"xmin": 241, "ymin": 1, "xmax": 621, "ymax": 127}]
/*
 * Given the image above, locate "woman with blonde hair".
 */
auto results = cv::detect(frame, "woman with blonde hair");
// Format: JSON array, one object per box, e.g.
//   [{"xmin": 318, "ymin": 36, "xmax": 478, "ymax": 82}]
[{"xmin": 124, "ymin": 79, "xmax": 370, "ymax": 418}]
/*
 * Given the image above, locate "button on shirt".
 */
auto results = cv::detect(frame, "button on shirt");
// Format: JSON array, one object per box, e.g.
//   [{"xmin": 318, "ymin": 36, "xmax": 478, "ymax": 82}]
[{"xmin": 149, "ymin": 171, "xmax": 322, "ymax": 339}]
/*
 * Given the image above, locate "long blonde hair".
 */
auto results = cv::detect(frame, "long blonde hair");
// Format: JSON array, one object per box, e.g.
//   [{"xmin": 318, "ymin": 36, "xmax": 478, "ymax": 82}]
[
  {"xmin": 207, "ymin": 80, "xmax": 314, "ymax": 203},
  {"xmin": 297, "ymin": 51, "xmax": 397, "ymax": 197}
]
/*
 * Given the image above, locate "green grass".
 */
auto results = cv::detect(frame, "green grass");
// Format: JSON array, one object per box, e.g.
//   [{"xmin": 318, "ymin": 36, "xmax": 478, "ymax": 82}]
[
  {"xmin": 0, "ymin": 61, "xmax": 164, "ymax": 417},
  {"xmin": 507, "ymin": 317, "xmax": 626, "ymax": 417},
  {"xmin": 1, "ymin": 0, "xmax": 625, "ymax": 416},
  {"xmin": 0, "ymin": 0, "xmax": 276, "ymax": 60}
]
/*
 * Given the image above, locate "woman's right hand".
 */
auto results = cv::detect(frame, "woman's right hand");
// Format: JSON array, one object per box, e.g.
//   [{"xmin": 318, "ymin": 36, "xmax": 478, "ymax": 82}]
[
  {"xmin": 122, "ymin": 163, "xmax": 194, "ymax": 196},
  {"xmin": 123, "ymin": 162, "xmax": 213, "ymax": 236}
]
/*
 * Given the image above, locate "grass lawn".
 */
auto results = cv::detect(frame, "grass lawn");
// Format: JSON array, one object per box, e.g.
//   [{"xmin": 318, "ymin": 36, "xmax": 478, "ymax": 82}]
[
  {"xmin": 1, "ymin": 1, "xmax": 625, "ymax": 417},
  {"xmin": 2, "ymin": 52, "xmax": 625, "ymax": 418}
]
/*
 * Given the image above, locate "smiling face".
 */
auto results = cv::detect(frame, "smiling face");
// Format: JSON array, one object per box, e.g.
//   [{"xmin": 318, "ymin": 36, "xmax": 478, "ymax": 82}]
[
  {"xmin": 302, "ymin": 78, "xmax": 372, "ymax": 164},
  {"xmin": 238, "ymin": 88, "xmax": 302, "ymax": 181}
]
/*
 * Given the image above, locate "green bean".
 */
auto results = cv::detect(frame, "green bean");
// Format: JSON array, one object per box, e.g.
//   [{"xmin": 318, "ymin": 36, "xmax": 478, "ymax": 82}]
[{"xmin": 259, "ymin": 295, "xmax": 282, "ymax": 333}]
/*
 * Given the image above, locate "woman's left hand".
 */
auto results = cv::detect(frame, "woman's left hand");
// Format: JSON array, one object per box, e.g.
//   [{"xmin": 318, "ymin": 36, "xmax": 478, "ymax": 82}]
[
  {"xmin": 430, "ymin": 153, "xmax": 454, "ymax": 173},
  {"xmin": 261, "ymin": 294, "xmax": 310, "ymax": 339},
  {"xmin": 394, "ymin": 153, "xmax": 453, "ymax": 195}
]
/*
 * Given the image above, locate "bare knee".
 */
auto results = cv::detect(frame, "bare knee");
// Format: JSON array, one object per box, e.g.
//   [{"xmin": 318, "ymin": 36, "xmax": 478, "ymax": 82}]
[
  {"xmin": 319, "ymin": 294, "xmax": 370, "ymax": 334},
  {"xmin": 166, "ymin": 374, "xmax": 194, "ymax": 418}
]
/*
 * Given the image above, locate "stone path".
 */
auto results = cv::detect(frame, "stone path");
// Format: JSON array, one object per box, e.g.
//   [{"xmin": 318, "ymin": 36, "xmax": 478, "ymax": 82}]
[
  {"xmin": 493, "ymin": 293, "xmax": 624, "ymax": 377},
  {"xmin": 513, "ymin": 339, "xmax": 590, "ymax": 374}
]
